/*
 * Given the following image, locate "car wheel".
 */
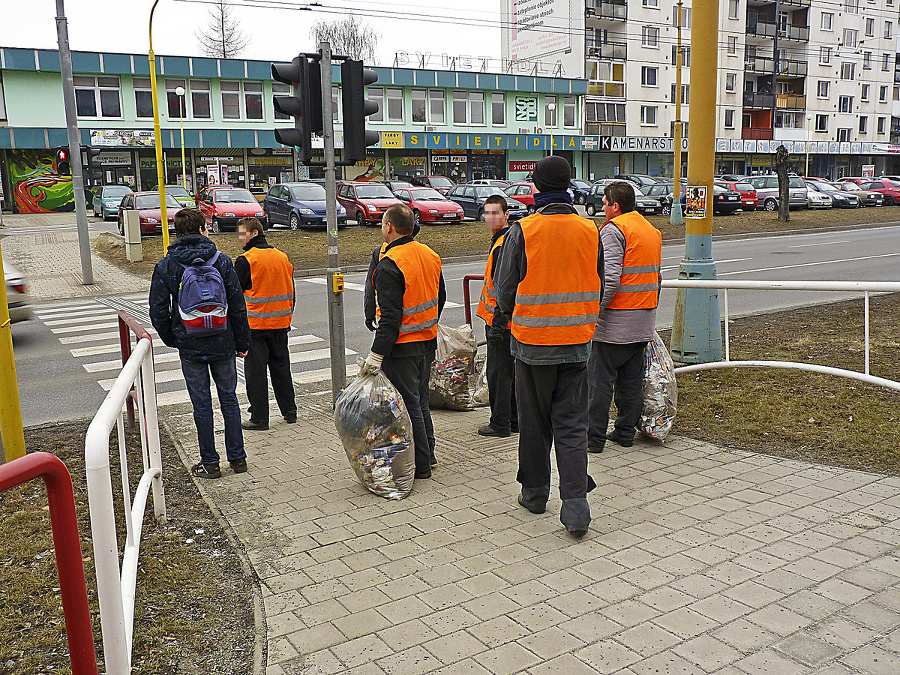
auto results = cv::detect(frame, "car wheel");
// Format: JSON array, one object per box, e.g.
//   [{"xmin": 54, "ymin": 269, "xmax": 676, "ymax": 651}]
[
  {"xmin": 764, "ymin": 199, "xmax": 777, "ymax": 212},
  {"xmin": 585, "ymin": 203, "xmax": 596, "ymax": 216},
  {"xmin": 885, "ymin": 196, "xmax": 896, "ymax": 206},
  {"xmin": 526, "ymin": 205, "xmax": 535, "ymax": 215},
  {"xmin": 413, "ymin": 210, "xmax": 422, "ymax": 226},
  {"xmin": 289, "ymin": 213, "xmax": 300, "ymax": 230},
  {"xmin": 208, "ymin": 218, "xmax": 220, "ymax": 234},
  {"xmin": 477, "ymin": 208, "xmax": 485, "ymax": 222},
  {"xmin": 576, "ymin": 194, "xmax": 585, "ymax": 205},
  {"xmin": 356, "ymin": 210, "xmax": 366, "ymax": 226},
  {"xmin": 661, "ymin": 205, "xmax": 671, "ymax": 216}
]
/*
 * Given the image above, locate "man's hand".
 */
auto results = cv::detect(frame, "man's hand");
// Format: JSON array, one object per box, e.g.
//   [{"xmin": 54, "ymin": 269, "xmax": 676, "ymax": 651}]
[
  {"xmin": 486, "ymin": 324, "xmax": 506, "ymax": 342},
  {"xmin": 360, "ymin": 351, "xmax": 384, "ymax": 376},
  {"xmin": 237, "ymin": 351, "xmax": 248, "ymax": 358},
  {"xmin": 365, "ymin": 317, "xmax": 377, "ymax": 332}
]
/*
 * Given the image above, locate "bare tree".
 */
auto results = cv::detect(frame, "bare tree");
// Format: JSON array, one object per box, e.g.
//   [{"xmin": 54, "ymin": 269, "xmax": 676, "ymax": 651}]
[
  {"xmin": 310, "ymin": 14, "xmax": 379, "ymax": 63},
  {"xmin": 775, "ymin": 144, "xmax": 790, "ymax": 222},
  {"xmin": 196, "ymin": 0, "xmax": 249, "ymax": 60}
]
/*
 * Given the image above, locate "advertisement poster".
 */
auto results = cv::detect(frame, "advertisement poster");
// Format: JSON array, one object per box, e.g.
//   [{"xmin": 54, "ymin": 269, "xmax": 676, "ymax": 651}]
[
  {"xmin": 207, "ymin": 166, "xmax": 219, "ymax": 185},
  {"xmin": 862, "ymin": 164, "xmax": 875, "ymax": 178},
  {"xmin": 685, "ymin": 186, "xmax": 707, "ymax": 219},
  {"xmin": 7, "ymin": 150, "xmax": 74, "ymax": 213},
  {"xmin": 91, "ymin": 130, "xmax": 156, "ymax": 147}
]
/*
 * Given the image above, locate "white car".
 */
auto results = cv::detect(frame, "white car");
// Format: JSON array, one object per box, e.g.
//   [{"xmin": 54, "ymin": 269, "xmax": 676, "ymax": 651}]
[
  {"xmin": 5, "ymin": 260, "xmax": 32, "ymax": 323},
  {"xmin": 806, "ymin": 186, "xmax": 833, "ymax": 209}
]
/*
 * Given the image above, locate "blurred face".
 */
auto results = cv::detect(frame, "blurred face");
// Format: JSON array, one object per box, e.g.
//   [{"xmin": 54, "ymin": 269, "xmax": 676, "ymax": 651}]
[
  {"xmin": 238, "ymin": 224, "xmax": 255, "ymax": 246},
  {"xmin": 483, "ymin": 202, "xmax": 508, "ymax": 233}
]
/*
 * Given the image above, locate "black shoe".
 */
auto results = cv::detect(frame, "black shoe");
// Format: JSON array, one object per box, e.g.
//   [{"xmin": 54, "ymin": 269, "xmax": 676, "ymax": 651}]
[
  {"xmin": 606, "ymin": 430, "xmax": 634, "ymax": 447},
  {"xmin": 510, "ymin": 424, "xmax": 519, "ymax": 434},
  {"xmin": 415, "ymin": 470, "xmax": 432, "ymax": 479},
  {"xmin": 478, "ymin": 424, "xmax": 510, "ymax": 438},
  {"xmin": 191, "ymin": 462, "xmax": 221, "ymax": 479},
  {"xmin": 242, "ymin": 419, "xmax": 269, "ymax": 431},
  {"xmin": 230, "ymin": 458, "xmax": 248, "ymax": 473},
  {"xmin": 588, "ymin": 442, "xmax": 605, "ymax": 454},
  {"xmin": 284, "ymin": 414, "xmax": 297, "ymax": 424},
  {"xmin": 566, "ymin": 527, "xmax": 589, "ymax": 537},
  {"xmin": 517, "ymin": 493, "xmax": 546, "ymax": 514},
  {"xmin": 430, "ymin": 455, "xmax": 438, "ymax": 466}
]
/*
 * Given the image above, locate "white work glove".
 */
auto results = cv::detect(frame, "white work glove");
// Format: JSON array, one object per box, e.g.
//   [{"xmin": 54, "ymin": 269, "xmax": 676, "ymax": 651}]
[{"xmin": 360, "ymin": 351, "xmax": 384, "ymax": 377}]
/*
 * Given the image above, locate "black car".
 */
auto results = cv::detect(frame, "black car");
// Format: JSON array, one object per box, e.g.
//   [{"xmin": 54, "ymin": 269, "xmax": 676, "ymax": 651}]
[
  {"xmin": 445, "ymin": 185, "xmax": 527, "ymax": 221},
  {"xmin": 806, "ymin": 180, "xmax": 859, "ymax": 208},
  {"xmin": 584, "ymin": 181, "xmax": 662, "ymax": 217},
  {"xmin": 713, "ymin": 184, "xmax": 742, "ymax": 214},
  {"xmin": 263, "ymin": 182, "xmax": 348, "ymax": 230},
  {"xmin": 613, "ymin": 173, "xmax": 659, "ymax": 188},
  {"xmin": 643, "ymin": 182, "xmax": 687, "ymax": 216},
  {"xmin": 570, "ymin": 179, "xmax": 592, "ymax": 205}
]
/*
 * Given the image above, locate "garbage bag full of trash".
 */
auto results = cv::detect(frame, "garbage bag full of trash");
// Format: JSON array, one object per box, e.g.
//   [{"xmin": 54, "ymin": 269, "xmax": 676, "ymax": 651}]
[
  {"xmin": 640, "ymin": 331, "xmax": 678, "ymax": 441},
  {"xmin": 429, "ymin": 323, "xmax": 478, "ymax": 411},
  {"xmin": 335, "ymin": 369, "xmax": 415, "ymax": 499}
]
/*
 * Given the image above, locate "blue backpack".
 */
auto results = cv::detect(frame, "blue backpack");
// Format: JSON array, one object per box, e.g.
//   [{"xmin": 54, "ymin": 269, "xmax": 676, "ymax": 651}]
[{"xmin": 177, "ymin": 251, "xmax": 229, "ymax": 336}]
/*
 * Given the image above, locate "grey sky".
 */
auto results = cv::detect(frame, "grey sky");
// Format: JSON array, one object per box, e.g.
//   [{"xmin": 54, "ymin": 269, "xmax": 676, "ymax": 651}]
[{"xmin": 0, "ymin": 0, "xmax": 503, "ymax": 67}]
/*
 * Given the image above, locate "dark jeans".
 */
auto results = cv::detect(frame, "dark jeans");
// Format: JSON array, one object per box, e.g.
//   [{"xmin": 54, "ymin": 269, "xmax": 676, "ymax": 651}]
[
  {"xmin": 180, "ymin": 356, "xmax": 245, "ymax": 465},
  {"xmin": 515, "ymin": 359, "xmax": 595, "ymax": 502},
  {"xmin": 587, "ymin": 341, "xmax": 647, "ymax": 445},
  {"xmin": 382, "ymin": 352, "xmax": 436, "ymax": 474},
  {"xmin": 486, "ymin": 328, "xmax": 517, "ymax": 432},
  {"xmin": 245, "ymin": 328, "xmax": 297, "ymax": 423}
]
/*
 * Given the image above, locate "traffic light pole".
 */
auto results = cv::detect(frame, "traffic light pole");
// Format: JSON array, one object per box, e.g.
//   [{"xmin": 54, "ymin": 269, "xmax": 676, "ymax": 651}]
[
  {"xmin": 320, "ymin": 42, "xmax": 347, "ymax": 402},
  {"xmin": 56, "ymin": 0, "xmax": 94, "ymax": 285}
]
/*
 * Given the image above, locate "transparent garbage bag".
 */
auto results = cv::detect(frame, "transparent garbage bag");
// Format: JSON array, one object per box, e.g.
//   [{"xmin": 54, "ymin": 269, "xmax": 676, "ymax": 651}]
[
  {"xmin": 335, "ymin": 368, "xmax": 415, "ymax": 499},
  {"xmin": 429, "ymin": 323, "xmax": 478, "ymax": 411},
  {"xmin": 472, "ymin": 352, "xmax": 490, "ymax": 407},
  {"xmin": 640, "ymin": 331, "xmax": 678, "ymax": 441}
]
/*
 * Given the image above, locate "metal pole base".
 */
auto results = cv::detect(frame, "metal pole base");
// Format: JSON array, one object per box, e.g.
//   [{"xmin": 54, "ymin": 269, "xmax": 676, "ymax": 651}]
[
  {"xmin": 670, "ymin": 235, "xmax": 723, "ymax": 364},
  {"xmin": 669, "ymin": 200, "xmax": 684, "ymax": 226}
]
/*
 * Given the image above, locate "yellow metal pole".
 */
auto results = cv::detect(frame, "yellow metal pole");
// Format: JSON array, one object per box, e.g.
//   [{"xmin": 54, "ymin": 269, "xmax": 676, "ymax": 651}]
[
  {"xmin": 149, "ymin": 0, "xmax": 169, "ymax": 250},
  {"xmin": 0, "ymin": 239, "xmax": 27, "ymax": 462},
  {"xmin": 670, "ymin": 0, "xmax": 684, "ymax": 225}
]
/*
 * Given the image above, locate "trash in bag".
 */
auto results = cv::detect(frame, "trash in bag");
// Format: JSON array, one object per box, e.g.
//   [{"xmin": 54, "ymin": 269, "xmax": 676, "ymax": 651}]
[
  {"xmin": 471, "ymin": 352, "xmax": 489, "ymax": 407},
  {"xmin": 640, "ymin": 331, "xmax": 678, "ymax": 441},
  {"xmin": 429, "ymin": 323, "xmax": 478, "ymax": 410},
  {"xmin": 335, "ymin": 369, "xmax": 415, "ymax": 499}
]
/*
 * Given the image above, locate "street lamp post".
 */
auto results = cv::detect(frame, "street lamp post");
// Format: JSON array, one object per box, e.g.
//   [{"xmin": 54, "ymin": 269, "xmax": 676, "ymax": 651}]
[
  {"xmin": 805, "ymin": 114, "xmax": 813, "ymax": 177},
  {"xmin": 175, "ymin": 86, "xmax": 187, "ymax": 191},
  {"xmin": 148, "ymin": 0, "xmax": 169, "ymax": 249},
  {"xmin": 547, "ymin": 102, "xmax": 556, "ymax": 155}
]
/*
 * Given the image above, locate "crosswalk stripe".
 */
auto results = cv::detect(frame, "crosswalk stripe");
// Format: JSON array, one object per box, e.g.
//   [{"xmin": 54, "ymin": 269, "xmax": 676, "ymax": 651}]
[
  {"xmin": 294, "ymin": 364, "xmax": 360, "ymax": 385},
  {"xmin": 300, "ymin": 277, "xmax": 463, "ymax": 309},
  {"xmin": 35, "ymin": 303, "xmax": 104, "ymax": 316},
  {"xmin": 43, "ymin": 313, "xmax": 120, "ymax": 326},
  {"xmin": 288, "ymin": 334, "xmax": 324, "ymax": 346},
  {"xmin": 50, "ymin": 321, "xmax": 120, "ymax": 334},
  {"xmin": 59, "ymin": 333, "xmax": 124, "ymax": 345}
]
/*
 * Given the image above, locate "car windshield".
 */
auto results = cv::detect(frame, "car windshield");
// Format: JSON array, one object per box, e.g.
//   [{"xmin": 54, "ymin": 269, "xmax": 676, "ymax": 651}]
[
  {"xmin": 429, "ymin": 176, "xmax": 454, "ymax": 188},
  {"xmin": 572, "ymin": 180, "xmax": 591, "ymax": 189},
  {"xmin": 411, "ymin": 189, "xmax": 446, "ymax": 201},
  {"xmin": 814, "ymin": 182, "xmax": 839, "ymax": 192},
  {"xmin": 631, "ymin": 185, "xmax": 646, "ymax": 197},
  {"xmin": 213, "ymin": 189, "xmax": 257, "ymax": 203},
  {"xmin": 840, "ymin": 183, "xmax": 862, "ymax": 191},
  {"xmin": 713, "ymin": 185, "xmax": 727, "ymax": 194},
  {"xmin": 135, "ymin": 194, "xmax": 181, "ymax": 209},
  {"xmin": 104, "ymin": 186, "xmax": 132, "ymax": 197},
  {"xmin": 291, "ymin": 185, "xmax": 327, "ymax": 200},
  {"xmin": 788, "ymin": 177, "xmax": 805, "ymax": 188},
  {"xmin": 475, "ymin": 187, "xmax": 507, "ymax": 198},
  {"xmin": 166, "ymin": 186, "xmax": 190, "ymax": 197},
  {"xmin": 390, "ymin": 181, "xmax": 413, "ymax": 188},
  {"xmin": 355, "ymin": 185, "xmax": 394, "ymax": 199},
  {"xmin": 735, "ymin": 182, "xmax": 754, "ymax": 191}
]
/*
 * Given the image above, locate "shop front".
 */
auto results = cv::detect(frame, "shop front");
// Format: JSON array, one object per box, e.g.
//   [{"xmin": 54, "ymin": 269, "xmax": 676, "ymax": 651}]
[
  {"xmin": 471, "ymin": 150, "xmax": 508, "ymax": 180},
  {"xmin": 247, "ymin": 148, "xmax": 295, "ymax": 198},
  {"xmin": 94, "ymin": 150, "xmax": 138, "ymax": 189},
  {"xmin": 192, "ymin": 149, "xmax": 246, "ymax": 191},
  {"xmin": 387, "ymin": 150, "xmax": 427, "ymax": 180}
]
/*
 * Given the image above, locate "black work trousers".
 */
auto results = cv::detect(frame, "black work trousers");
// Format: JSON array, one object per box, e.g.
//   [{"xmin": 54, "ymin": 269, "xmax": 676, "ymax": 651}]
[
  {"xmin": 382, "ymin": 352, "xmax": 436, "ymax": 474},
  {"xmin": 245, "ymin": 328, "xmax": 297, "ymax": 423},
  {"xmin": 486, "ymin": 329, "xmax": 517, "ymax": 432},
  {"xmin": 587, "ymin": 341, "xmax": 647, "ymax": 445},
  {"xmin": 515, "ymin": 359, "xmax": 595, "ymax": 502}
]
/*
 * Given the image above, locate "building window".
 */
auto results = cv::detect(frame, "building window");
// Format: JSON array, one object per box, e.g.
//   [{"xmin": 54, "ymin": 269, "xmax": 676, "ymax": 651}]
[
  {"xmin": 452, "ymin": 90, "xmax": 484, "ymax": 125},
  {"xmin": 585, "ymin": 101, "xmax": 626, "ymax": 135},
  {"xmin": 563, "ymin": 96, "xmax": 576, "ymax": 127},
  {"xmin": 863, "ymin": 52, "xmax": 872, "ymax": 69},
  {"xmin": 545, "ymin": 95, "xmax": 557, "ymax": 127},
  {"xmin": 191, "ymin": 80, "xmax": 211, "ymax": 119},
  {"xmin": 469, "ymin": 91, "xmax": 485, "ymax": 125},
  {"xmin": 843, "ymin": 29, "xmax": 858, "ymax": 48},
  {"xmin": 822, "ymin": 12, "xmax": 834, "ymax": 30},
  {"xmin": 642, "ymin": 26, "xmax": 659, "ymax": 47},
  {"xmin": 878, "ymin": 116, "xmax": 887, "ymax": 133},
  {"xmin": 859, "ymin": 116, "xmax": 869, "ymax": 133},
  {"xmin": 166, "ymin": 79, "xmax": 187, "ymax": 119},
  {"xmin": 837, "ymin": 128, "xmax": 852, "ymax": 142},
  {"xmin": 74, "ymin": 75, "xmax": 121, "ymax": 118},
  {"xmin": 839, "ymin": 95, "xmax": 854, "ymax": 113},
  {"xmin": 724, "ymin": 109, "xmax": 735, "ymax": 128},
  {"xmin": 725, "ymin": 73, "xmax": 736, "ymax": 92},
  {"xmin": 820, "ymin": 47, "xmax": 831, "ymax": 65},
  {"xmin": 815, "ymin": 114, "xmax": 828, "ymax": 132},
  {"xmin": 880, "ymin": 85, "xmax": 889, "ymax": 102},
  {"xmin": 817, "ymin": 80, "xmax": 829, "ymax": 98},
  {"xmin": 272, "ymin": 82, "xmax": 290, "ymax": 120},
  {"xmin": 491, "ymin": 92, "xmax": 505, "ymax": 125},
  {"xmin": 883, "ymin": 53, "xmax": 891, "ymax": 71},
  {"xmin": 865, "ymin": 17, "xmax": 875, "ymax": 36},
  {"xmin": 452, "ymin": 91, "xmax": 467, "ymax": 124},
  {"xmin": 775, "ymin": 111, "xmax": 802, "ymax": 129},
  {"xmin": 845, "ymin": 0, "xmax": 859, "ymax": 13},
  {"xmin": 862, "ymin": 84, "xmax": 871, "ymax": 101},
  {"xmin": 672, "ymin": 6, "xmax": 691, "ymax": 28},
  {"xmin": 412, "ymin": 88, "xmax": 426, "ymax": 123},
  {"xmin": 641, "ymin": 105, "xmax": 657, "ymax": 125},
  {"xmin": 220, "ymin": 80, "xmax": 241, "ymax": 119},
  {"xmin": 641, "ymin": 66, "xmax": 658, "ymax": 86},
  {"xmin": 430, "ymin": 90, "xmax": 445, "ymax": 124},
  {"xmin": 243, "ymin": 82, "xmax": 263, "ymax": 120},
  {"xmin": 728, "ymin": 0, "xmax": 739, "ymax": 19},
  {"xmin": 885, "ymin": 21, "xmax": 893, "ymax": 38},
  {"xmin": 643, "ymin": 0, "xmax": 658, "ymax": 7},
  {"xmin": 727, "ymin": 36, "xmax": 737, "ymax": 55},
  {"xmin": 369, "ymin": 87, "xmax": 384, "ymax": 122},
  {"xmin": 670, "ymin": 84, "xmax": 690, "ymax": 104},
  {"xmin": 840, "ymin": 62, "xmax": 855, "ymax": 80},
  {"xmin": 133, "ymin": 77, "xmax": 153, "ymax": 119},
  {"xmin": 386, "ymin": 88, "xmax": 403, "ymax": 122},
  {"xmin": 671, "ymin": 45, "xmax": 691, "ymax": 67}
]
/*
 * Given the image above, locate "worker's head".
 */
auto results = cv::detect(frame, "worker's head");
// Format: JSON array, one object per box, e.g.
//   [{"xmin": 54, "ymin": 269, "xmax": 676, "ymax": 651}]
[
  {"xmin": 483, "ymin": 194, "xmax": 509, "ymax": 234},
  {"xmin": 531, "ymin": 155, "xmax": 571, "ymax": 193},
  {"xmin": 381, "ymin": 203, "xmax": 415, "ymax": 243},
  {"xmin": 237, "ymin": 217, "xmax": 263, "ymax": 247},
  {"xmin": 174, "ymin": 208, "xmax": 206, "ymax": 238},
  {"xmin": 603, "ymin": 181, "xmax": 636, "ymax": 220}
]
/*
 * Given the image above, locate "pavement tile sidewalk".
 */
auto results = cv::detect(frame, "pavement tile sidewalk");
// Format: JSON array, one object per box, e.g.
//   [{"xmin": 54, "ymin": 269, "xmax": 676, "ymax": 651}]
[{"xmin": 165, "ymin": 400, "xmax": 900, "ymax": 675}]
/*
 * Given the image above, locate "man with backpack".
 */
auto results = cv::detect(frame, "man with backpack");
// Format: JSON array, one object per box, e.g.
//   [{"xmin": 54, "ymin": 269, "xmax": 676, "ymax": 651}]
[{"xmin": 149, "ymin": 208, "xmax": 251, "ymax": 479}]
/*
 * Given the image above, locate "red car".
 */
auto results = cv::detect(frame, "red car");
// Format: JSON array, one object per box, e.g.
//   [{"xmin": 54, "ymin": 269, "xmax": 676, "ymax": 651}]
[
  {"xmin": 409, "ymin": 175, "xmax": 456, "ymax": 195},
  {"xmin": 504, "ymin": 182, "xmax": 538, "ymax": 214},
  {"xmin": 337, "ymin": 182, "xmax": 401, "ymax": 225},
  {"xmin": 853, "ymin": 179, "xmax": 900, "ymax": 206},
  {"xmin": 196, "ymin": 185, "xmax": 267, "ymax": 232},
  {"xmin": 715, "ymin": 180, "xmax": 758, "ymax": 210},
  {"xmin": 117, "ymin": 191, "xmax": 181, "ymax": 236},
  {"xmin": 393, "ymin": 187, "xmax": 464, "ymax": 224}
]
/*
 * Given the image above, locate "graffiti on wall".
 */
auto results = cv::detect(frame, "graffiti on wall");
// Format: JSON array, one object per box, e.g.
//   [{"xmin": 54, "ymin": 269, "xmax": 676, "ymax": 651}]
[{"xmin": 7, "ymin": 150, "xmax": 74, "ymax": 213}]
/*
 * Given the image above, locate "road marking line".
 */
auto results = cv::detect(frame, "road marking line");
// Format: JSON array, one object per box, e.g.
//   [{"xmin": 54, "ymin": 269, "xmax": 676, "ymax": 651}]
[
  {"xmin": 35, "ymin": 303, "xmax": 103, "ymax": 316},
  {"xmin": 50, "ymin": 321, "xmax": 119, "ymax": 334},
  {"xmin": 294, "ymin": 364, "xmax": 360, "ymax": 385},
  {"xmin": 42, "ymin": 313, "xmax": 120, "ymax": 326},
  {"xmin": 302, "ymin": 277, "xmax": 462, "ymax": 308},
  {"xmin": 787, "ymin": 239, "xmax": 851, "ymax": 248},
  {"xmin": 719, "ymin": 251, "xmax": 900, "ymax": 276},
  {"xmin": 289, "ymin": 334, "xmax": 324, "ymax": 346}
]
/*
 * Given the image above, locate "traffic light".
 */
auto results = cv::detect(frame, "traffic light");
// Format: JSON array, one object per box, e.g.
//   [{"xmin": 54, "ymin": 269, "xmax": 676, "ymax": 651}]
[
  {"xmin": 55, "ymin": 147, "xmax": 70, "ymax": 175},
  {"xmin": 341, "ymin": 60, "xmax": 379, "ymax": 163},
  {"xmin": 82, "ymin": 146, "xmax": 103, "ymax": 185},
  {"xmin": 272, "ymin": 55, "xmax": 322, "ymax": 164}
]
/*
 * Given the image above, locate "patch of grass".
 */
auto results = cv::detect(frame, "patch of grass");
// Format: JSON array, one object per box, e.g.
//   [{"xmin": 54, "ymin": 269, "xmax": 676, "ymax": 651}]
[{"xmin": 0, "ymin": 421, "xmax": 255, "ymax": 675}]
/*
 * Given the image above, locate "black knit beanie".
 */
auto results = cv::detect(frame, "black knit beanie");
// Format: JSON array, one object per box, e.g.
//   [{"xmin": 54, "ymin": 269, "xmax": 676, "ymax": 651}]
[{"xmin": 532, "ymin": 155, "xmax": 571, "ymax": 192}]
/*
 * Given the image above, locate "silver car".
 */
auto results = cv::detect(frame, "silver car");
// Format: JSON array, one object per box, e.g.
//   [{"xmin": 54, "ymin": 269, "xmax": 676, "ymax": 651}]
[
  {"xmin": 748, "ymin": 175, "xmax": 808, "ymax": 211},
  {"xmin": 5, "ymin": 260, "xmax": 32, "ymax": 324}
]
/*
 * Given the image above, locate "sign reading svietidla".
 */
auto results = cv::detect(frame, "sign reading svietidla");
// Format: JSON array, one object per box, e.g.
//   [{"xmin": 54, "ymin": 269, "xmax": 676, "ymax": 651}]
[{"xmin": 381, "ymin": 132, "xmax": 403, "ymax": 148}]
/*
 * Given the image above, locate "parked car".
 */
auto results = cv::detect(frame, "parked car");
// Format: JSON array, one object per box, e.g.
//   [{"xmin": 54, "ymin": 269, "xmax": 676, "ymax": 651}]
[
  {"xmin": 715, "ymin": 180, "xmax": 758, "ymax": 210},
  {"xmin": 117, "ymin": 191, "xmax": 182, "ymax": 235},
  {"xmin": 712, "ymin": 184, "xmax": 743, "ymax": 214},
  {"xmin": 804, "ymin": 185, "xmax": 833, "ymax": 209},
  {"xmin": 445, "ymin": 185, "xmax": 527, "ymax": 221},
  {"xmin": 570, "ymin": 179, "xmax": 592, "ymax": 205},
  {"xmin": 409, "ymin": 175, "xmax": 457, "ymax": 195},
  {"xmin": 806, "ymin": 180, "xmax": 859, "ymax": 208},
  {"xmin": 584, "ymin": 182, "xmax": 662, "ymax": 217},
  {"xmin": 337, "ymin": 182, "xmax": 402, "ymax": 225},
  {"xmin": 392, "ymin": 187, "xmax": 465, "ymax": 224},
  {"xmin": 263, "ymin": 182, "xmax": 347, "ymax": 230},
  {"xmin": 504, "ymin": 182, "xmax": 537, "ymax": 213},
  {"xmin": 855, "ymin": 179, "xmax": 900, "ymax": 206},
  {"xmin": 469, "ymin": 179, "xmax": 510, "ymax": 189},
  {"xmin": 715, "ymin": 174, "xmax": 749, "ymax": 182},
  {"xmin": 835, "ymin": 181, "xmax": 885, "ymax": 207},
  {"xmin": 160, "ymin": 184, "xmax": 195, "ymax": 208},
  {"xmin": 5, "ymin": 260, "xmax": 32, "ymax": 324},
  {"xmin": 747, "ymin": 175, "xmax": 808, "ymax": 211},
  {"xmin": 644, "ymin": 182, "xmax": 687, "ymax": 216},
  {"xmin": 91, "ymin": 185, "xmax": 133, "ymax": 220},
  {"xmin": 613, "ymin": 174, "xmax": 659, "ymax": 187},
  {"xmin": 195, "ymin": 185, "xmax": 267, "ymax": 233},
  {"xmin": 383, "ymin": 180, "xmax": 414, "ymax": 191}
]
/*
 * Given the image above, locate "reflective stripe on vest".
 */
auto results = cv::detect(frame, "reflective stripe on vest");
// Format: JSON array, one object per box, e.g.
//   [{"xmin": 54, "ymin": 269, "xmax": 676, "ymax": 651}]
[
  {"xmin": 377, "ymin": 240, "xmax": 442, "ymax": 343},
  {"xmin": 510, "ymin": 213, "xmax": 601, "ymax": 346},
  {"xmin": 604, "ymin": 211, "xmax": 662, "ymax": 310},
  {"xmin": 242, "ymin": 247, "xmax": 295, "ymax": 330},
  {"xmin": 476, "ymin": 232, "xmax": 505, "ymax": 324}
]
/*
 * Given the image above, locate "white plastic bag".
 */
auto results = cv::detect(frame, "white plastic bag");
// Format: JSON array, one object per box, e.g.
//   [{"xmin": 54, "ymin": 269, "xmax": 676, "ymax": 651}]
[
  {"xmin": 429, "ymin": 323, "xmax": 478, "ymax": 410},
  {"xmin": 640, "ymin": 331, "xmax": 678, "ymax": 441},
  {"xmin": 472, "ymin": 353, "xmax": 490, "ymax": 406}
]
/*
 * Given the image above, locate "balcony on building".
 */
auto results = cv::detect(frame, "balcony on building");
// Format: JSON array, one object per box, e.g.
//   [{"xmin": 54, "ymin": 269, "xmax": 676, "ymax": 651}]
[
  {"xmin": 586, "ymin": 39, "xmax": 626, "ymax": 61},
  {"xmin": 585, "ymin": 0, "xmax": 627, "ymax": 22},
  {"xmin": 742, "ymin": 127, "xmax": 774, "ymax": 140},
  {"xmin": 586, "ymin": 80, "xmax": 626, "ymax": 97},
  {"xmin": 776, "ymin": 94, "xmax": 806, "ymax": 109},
  {"xmin": 745, "ymin": 55, "xmax": 774, "ymax": 74},
  {"xmin": 743, "ymin": 91, "xmax": 776, "ymax": 109}
]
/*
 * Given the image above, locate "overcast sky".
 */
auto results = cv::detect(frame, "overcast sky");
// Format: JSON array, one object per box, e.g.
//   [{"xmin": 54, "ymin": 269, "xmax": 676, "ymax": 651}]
[{"xmin": 0, "ymin": 0, "xmax": 503, "ymax": 68}]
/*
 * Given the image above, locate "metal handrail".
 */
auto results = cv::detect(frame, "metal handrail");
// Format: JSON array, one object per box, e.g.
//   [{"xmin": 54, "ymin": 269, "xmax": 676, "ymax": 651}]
[
  {"xmin": 118, "ymin": 310, "xmax": 152, "ymax": 428},
  {"xmin": 463, "ymin": 273, "xmax": 488, "ymax": 347},
  {"xmin": 85, "ymin": 319, "xmax": 166, "ymax": 674}
]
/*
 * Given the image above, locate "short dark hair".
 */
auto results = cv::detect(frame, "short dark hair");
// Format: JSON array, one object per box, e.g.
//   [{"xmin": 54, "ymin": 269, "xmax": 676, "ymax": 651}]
[
  {"xmin": 174, "ymin": 208, "xmax": 206, "ymax": 237},
  {"xmin": 603, "ymin": 181, "xmax": 636, "ymax": 215},
  {"xmin": 384, "ymin": 203, "xmax": 415, "ymax": 235},
  {"xmin": 237, "ymin": 216, "xmax": 264, "ymax": 235},
  {"xmin": 483, "ymin": 194, "xmax": 508, "ymax": 213}
]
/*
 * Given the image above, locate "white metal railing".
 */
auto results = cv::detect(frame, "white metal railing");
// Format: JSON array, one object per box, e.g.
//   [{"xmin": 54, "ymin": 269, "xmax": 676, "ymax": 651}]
[
  {"xmin": 661, "ymin": 280, "xmax": 900, "ymax": 391},
  {"xmin": 85, "ymin": 336, "xmax": 166, "ymax": 674}
]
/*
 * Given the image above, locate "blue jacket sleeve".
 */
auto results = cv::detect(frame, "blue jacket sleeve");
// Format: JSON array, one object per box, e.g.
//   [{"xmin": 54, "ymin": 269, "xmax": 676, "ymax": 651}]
[{"xmin": 149, "ymin": 261, "xmax": 177, "ymax": 348}]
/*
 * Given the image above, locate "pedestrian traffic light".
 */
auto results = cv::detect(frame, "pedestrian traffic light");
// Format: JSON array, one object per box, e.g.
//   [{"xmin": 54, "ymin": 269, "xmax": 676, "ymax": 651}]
[
  {"xmin": 56, "ymin": 147, "xmax": 70, "ymax": 175},
  {"xmin": 82, "ymin": 146, "xmax": 103, "ymax": 185},
  {"xmin": 341, "ymin": 60, "xmax": 379, "ymax": 164},
  {"xmin": 272, "ymin": 55, "xmax": 322, "ymax": 164}
]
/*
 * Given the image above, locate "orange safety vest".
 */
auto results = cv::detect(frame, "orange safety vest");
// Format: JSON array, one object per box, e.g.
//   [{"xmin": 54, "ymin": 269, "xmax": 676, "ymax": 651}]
[
  {"xmin": 603, "ymin": 211, "xmax": 662, "ymax": 310},
  {"xmin": 377, "ymin": 240, "xmax": 442, "ymax": 343},
  {"xmin": 510, "ymin": 213, "xmax": 601, "ymax": 346},
  {"xmin": 241, "ymin": 247, "xmax": 295, "ymax": 330},
  {"xmin": 476, "ymin": 232, "xmax": 505, "ymax": 324}
]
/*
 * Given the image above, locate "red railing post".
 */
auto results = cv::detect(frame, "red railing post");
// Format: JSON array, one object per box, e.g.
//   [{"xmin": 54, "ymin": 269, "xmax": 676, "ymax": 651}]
[
  {"xmin": 118, "ymin": 314, "xmax": 136, "ymax": 428},
  {"xmin": 0, "ymin": 453, "xmax": 99, "ymax": 675},
  {"xmin": 463, "ymin": 274, "xmax": 485, "ymax": 328}
]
